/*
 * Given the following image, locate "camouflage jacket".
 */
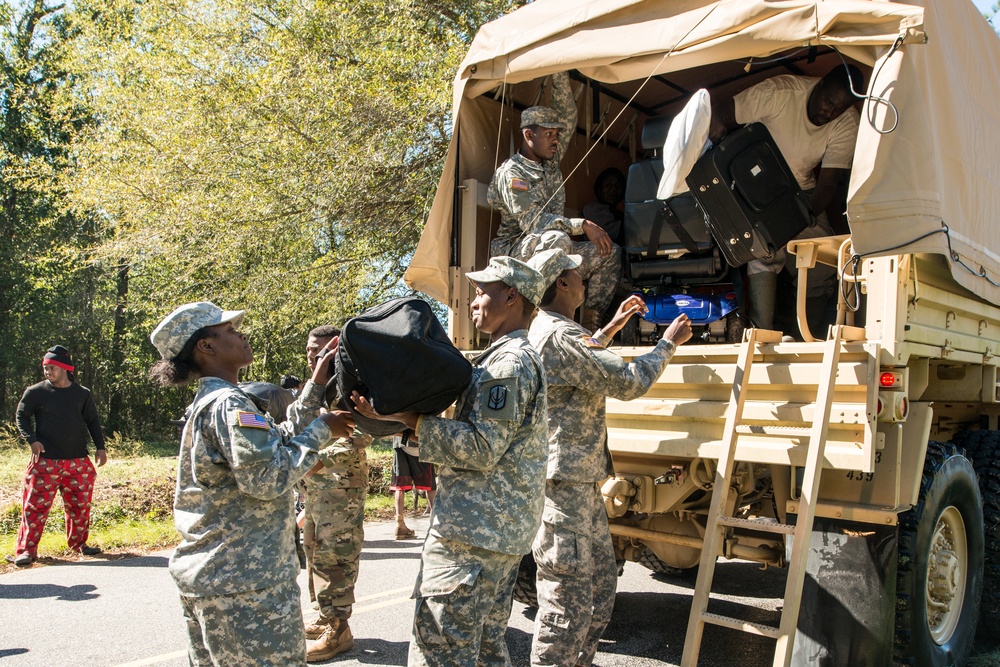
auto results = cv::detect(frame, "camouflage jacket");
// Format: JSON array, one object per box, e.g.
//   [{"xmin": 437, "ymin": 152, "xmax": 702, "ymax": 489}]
[
  {"xmin": 417, "ymin": 330, "xmax": 547, "ymax": 556},
  {"xmin": 528, "ymin": 310, "xmax": 676, "ymax": 483},
  {"xmin": 487, "ymin": 72, "xmax": 582, "ymax": 257},
  {"xmin": 303, "ymin": 436, "xmax": 369, "ymax": 491},
  {"xmin": 170, "ymin": 377, "xmax": 332, "ymax": 597}
]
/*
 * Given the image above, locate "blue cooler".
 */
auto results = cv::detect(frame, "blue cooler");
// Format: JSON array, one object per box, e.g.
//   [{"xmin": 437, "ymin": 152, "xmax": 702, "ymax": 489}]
[{"xmin": 641, "ymin": 292, "xmax": 738, "ymax": 326}]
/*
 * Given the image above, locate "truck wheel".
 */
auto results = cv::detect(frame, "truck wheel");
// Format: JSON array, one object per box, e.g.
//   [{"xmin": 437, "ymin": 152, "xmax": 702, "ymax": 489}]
[
  {"xmin": 636, "ymin": 547, "xmax": 689, "ymax": 576},
  {"xmin": 894, "ymin": 442, "xmax": 984, "ymax": 666},
  {"xmin": 512, "ymin": 552, "xmax": 538, "ymax": 608},
  {"xmin": 950, "ymin": 429, "xmax": 1000, "ymax": 638}
]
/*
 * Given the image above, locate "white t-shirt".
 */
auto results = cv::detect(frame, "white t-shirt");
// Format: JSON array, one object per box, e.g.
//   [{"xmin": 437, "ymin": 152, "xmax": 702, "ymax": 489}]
[{"xmin": 734, "ymin": 75, "xmax": 859, "ymax": 190}]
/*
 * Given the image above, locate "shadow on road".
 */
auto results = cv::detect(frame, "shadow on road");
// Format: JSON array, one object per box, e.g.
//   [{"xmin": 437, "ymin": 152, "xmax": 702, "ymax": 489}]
[
  {"xmin": 337, "ymin": 637, "xmax": 410, "ymax": 665},
  {"xmin": 504, "ymin": 626, "xmax": 533, "ymax": 665},
  {"xmin": 0, "ymin": 583, "xmax": 98, "ymax": 601},
  {"xmin": 646, "ymin": 560, "xmax": 785, "ymax": 597},
  {"xmin": 364, "ymin": 539, "xmax": 423, "ymax": 550},
  {"xmin": 0, "ymin": 649, "xmax": 28, "ymax": 659},
  {"xmin": 62, "ymin": 554, "xmax": 171, "ymax": 569},
  {"xmin": 360, "ymin": 551, "xmax": 421, "ymax": 562}
]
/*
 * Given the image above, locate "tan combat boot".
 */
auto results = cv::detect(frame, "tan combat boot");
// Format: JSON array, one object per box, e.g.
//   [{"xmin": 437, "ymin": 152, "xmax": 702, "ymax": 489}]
[
  {"xmin": 306, "ymin": 618, "xmax": 354, "ymax": 662},
  {"xmin": 303, "ymin": 619, "xmax": 327, "ymax": 640}
]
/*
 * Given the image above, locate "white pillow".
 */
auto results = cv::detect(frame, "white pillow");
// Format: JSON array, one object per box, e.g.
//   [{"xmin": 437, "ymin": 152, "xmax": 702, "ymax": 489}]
[{"xmin": 657, "ymin": 88, "xmax": 712, "ymax": 200}]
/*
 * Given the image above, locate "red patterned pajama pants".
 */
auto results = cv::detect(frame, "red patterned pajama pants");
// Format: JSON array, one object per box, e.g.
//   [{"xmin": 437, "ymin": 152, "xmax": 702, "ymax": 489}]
[{"xmin": 15, "ymin": 457, "xmax": 96, "ymax": 557}]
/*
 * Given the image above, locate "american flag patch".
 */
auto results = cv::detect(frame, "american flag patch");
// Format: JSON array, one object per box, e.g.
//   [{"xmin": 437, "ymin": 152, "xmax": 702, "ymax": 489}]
[
  {"xmin": 237, "ymin": 411, "xmax": 270, "ymax": 430},
  {"xmin": 580, "ymin": 334, "xmax": 603, "ymax": 348},
  {"xmin": 511, "ymin": 177, "xmax": 529, "ymax": 191}
]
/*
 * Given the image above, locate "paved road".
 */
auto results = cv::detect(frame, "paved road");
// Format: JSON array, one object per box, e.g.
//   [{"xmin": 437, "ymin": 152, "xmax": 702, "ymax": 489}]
[{"xmin": 0, "ymin": 517, "xmax": 784, "ymax": 666}]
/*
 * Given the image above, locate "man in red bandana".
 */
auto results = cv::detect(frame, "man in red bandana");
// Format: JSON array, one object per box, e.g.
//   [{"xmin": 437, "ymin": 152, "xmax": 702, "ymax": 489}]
[{"xmin": 7, "ymin": 345, "xmax": 107, "ymax": 567}]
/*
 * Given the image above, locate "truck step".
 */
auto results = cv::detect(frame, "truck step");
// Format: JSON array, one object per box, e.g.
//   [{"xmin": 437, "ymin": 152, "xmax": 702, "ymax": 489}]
[
  {"xmin": 734, "ymin": 424, "xmax": 813, "ymax": 437},
  {"xmin": 701, "ymin": 611, "xmax": 780, "ymax": 639},
  {"xmin": 716, "ymin": 516, "xmax": 795, "ymax": 534}
]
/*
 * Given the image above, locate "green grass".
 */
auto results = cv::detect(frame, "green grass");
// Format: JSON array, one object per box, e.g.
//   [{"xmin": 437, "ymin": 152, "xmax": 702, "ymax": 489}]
[
  {"xmin": 0, "ymin": 430, "xmax": 399, "ymax": 567},
  {"xmin": 0, "ymin": 517, "xmax": 179, "ymax": 560}
]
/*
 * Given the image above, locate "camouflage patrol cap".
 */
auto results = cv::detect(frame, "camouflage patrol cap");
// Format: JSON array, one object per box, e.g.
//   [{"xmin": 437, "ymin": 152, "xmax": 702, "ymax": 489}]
[
  {"xmin": 526, "ymin": 248, "xmax": 583, "ymax": 292},
  {"xmin": 520, "ymin": 105, "xmax": 565, "ymax": 130},
  {"xmin": 150, "ymin": 301, "xmax": 245, "ymax": 360},
  {"xmin": 467, "ymin": 256, "xmax": 546, "ymax": 306}
]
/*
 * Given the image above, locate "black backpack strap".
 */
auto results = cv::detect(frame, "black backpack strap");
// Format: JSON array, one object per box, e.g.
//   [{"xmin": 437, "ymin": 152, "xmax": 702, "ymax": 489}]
[{"xmin": 652, "ymin": 201, "xmax": 702, "ymax": 256}]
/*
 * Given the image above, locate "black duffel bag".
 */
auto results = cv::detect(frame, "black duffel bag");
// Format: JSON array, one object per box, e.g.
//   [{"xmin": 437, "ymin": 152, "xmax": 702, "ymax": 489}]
[{"xmin": 326, "ymin": 297, "xmax": 472, "ymax": 436}]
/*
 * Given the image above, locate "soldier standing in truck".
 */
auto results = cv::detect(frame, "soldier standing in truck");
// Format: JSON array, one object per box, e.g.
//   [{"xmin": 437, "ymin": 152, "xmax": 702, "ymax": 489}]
[
  {"xmin": 487, "ymin": 71, "xmax": 621, "ymax": 330},
  {"xmin": 709, "ymin": 65, "xmax": 863, "ymax": 335},
  {"xmin": 525, "ymin": 248, "xmax": 692, "ymax": 667}
]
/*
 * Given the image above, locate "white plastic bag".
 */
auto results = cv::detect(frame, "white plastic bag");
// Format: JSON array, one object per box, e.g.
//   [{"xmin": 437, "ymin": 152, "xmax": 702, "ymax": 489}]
[{"xmin": 657, "ymin": 88, "xmax": 712, "ymax": 199}]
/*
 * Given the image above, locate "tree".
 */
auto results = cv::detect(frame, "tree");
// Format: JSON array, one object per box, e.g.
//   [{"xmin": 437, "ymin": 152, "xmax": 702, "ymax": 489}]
[
  {"xmin": 0, "ymin": 1, "xmax": 107, "ymax": 423},
  {"xmin": 56, "ymin": 0, "xmax": 524, "ymax": 431}
]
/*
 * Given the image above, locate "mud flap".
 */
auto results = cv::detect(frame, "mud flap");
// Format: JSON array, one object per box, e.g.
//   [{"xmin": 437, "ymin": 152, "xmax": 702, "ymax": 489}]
[{"xmin": 791, "ymin": 517, "xmax": 897, "ymax": 666}]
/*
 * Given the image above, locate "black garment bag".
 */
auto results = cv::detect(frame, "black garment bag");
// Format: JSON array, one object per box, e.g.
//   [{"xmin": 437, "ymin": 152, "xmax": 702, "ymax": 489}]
[{"xmin": 328, "ymin": 297, "xmax": 472, "ymax": 437}]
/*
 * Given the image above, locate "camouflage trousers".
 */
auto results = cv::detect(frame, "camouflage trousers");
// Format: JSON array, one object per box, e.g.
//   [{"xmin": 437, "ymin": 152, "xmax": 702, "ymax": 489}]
[
  {"xmin": 409, "ymin": 534, "xmax": 522, "ymax": 667},
  {"xmin": 303, "ymin": 484, "xmax": 366, "ymax": 621},
  {"xmin": 179, "ymin": 577, "xmax": 306, "ymax": 667},
  {"xmin": 531, "ymin": 483, "xmax": 617, "ymax": 667},
  {"xmin": 510, "ymin": 230, "xmax": 622, "ymax": 315}
]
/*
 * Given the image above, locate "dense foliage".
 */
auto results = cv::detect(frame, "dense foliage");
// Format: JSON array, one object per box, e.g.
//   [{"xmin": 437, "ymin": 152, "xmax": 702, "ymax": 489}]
[{"xmin": 1, "ymin": 0, "xmax": 522, "ymax": 438}]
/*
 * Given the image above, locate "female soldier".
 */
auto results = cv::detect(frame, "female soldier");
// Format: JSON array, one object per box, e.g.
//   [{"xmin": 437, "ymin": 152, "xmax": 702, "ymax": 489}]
[{"xmin": 149, "ymin": 301, "xmax": 354, "ymax": 667}]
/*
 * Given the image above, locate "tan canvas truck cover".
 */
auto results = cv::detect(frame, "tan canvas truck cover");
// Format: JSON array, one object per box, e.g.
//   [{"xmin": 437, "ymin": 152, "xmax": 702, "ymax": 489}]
[{"xmin": 405, "ymin": 0, "xmax": 1000, "ymax": 310}]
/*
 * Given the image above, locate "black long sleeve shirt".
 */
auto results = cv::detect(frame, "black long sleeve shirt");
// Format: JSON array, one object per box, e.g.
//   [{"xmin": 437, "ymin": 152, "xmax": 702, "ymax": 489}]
[{"xmin": 15, "ymin": 381, "xmax": 105, "ymax": 459}]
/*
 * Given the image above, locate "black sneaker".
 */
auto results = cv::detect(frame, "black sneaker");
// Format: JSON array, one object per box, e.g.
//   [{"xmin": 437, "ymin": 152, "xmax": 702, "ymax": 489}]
[
  {"xmin": 80, "ymin": 545, "xmax": 102, "ymax": 556},
  {"xmin": 6, "ymin": 553, "xmax": 33, "ymax": 567}
]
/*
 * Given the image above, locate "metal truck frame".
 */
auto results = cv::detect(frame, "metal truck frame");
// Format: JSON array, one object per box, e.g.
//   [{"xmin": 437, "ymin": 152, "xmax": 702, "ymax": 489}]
[{"xmin": 405, "ymin": 2, "xmax": 1000, "ymax": 664}]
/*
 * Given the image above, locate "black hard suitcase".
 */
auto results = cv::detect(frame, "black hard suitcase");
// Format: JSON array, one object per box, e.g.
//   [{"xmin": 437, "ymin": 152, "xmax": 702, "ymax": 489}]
[
  {"xmin": 327, "ymin": 297, "xmax": 472, "ymax": 436},
  {"xmin": 685, "ymin": 122, "xmax": 813, "ymax": 267}
]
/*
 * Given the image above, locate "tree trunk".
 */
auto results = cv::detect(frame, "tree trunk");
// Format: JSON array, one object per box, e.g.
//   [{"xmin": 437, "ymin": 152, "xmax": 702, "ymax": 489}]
[{"xmin": 107, "ymin": 260, "xmax": 130, "ymax": 432}]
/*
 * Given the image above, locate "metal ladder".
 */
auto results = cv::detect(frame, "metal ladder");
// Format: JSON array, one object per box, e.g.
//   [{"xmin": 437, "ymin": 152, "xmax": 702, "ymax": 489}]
[{"xmin": 680, "ymin": 325, "xmax": 855, "ymax": 667}]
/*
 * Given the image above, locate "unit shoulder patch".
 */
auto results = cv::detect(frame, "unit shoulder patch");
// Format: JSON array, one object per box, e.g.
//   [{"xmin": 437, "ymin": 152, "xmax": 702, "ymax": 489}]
[{"xmin": 479, "ymin": 378, "xmax": 518, "ymax": 421}]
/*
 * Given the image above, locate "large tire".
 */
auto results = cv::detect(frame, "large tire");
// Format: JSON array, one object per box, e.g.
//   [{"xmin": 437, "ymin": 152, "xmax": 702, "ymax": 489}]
[
  {"xmin": 951, "ymin": 429, "xmax": 1000, "ymax": 639},
  {"xmin": 894, "ymin": 442, "xmax": 984, "ymax": 666},
  {"xmin": 512, "ymin": 552, "xmax": 538, "ymax": 608},
  {"xmin": 635, "ymin": 547, "xmax": 688, "ymax": 576}
]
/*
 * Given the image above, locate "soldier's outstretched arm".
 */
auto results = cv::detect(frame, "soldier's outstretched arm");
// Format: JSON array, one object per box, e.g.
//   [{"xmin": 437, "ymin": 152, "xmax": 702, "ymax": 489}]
[
  {"xmin": 557, "ymin": 314, "xmax": 691, "ymax": 401},
  {"xmin": 212, "ymin": 394, "xmax": 334, "ymax": 500},
  {"xmin": 549, "ymin": 71, "xmax": 577, "ymax": 162},
  {"xmin": 283, "ymin": 337, "xmax": 340, "ymax": 434}
]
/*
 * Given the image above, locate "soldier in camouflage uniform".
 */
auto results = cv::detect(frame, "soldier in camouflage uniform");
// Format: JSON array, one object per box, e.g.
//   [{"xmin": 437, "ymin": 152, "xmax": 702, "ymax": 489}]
[
  {"xmin": 352, "ymin": 256, "xmax": 549, "ymax": 667},
  {"xmin": 525, "ymin": 249, "xmax": 692, "ymax": 667},
  {"xmin": 299, "ymin": 324, "xmax": 370, "ymax": 662},
  {"xmin": 148, "ymin": 302, "xmax": 356, "ymax": 667},
  {"xmin": 488, "ymin": 71, "xmax": 622, "ymax": 322}
]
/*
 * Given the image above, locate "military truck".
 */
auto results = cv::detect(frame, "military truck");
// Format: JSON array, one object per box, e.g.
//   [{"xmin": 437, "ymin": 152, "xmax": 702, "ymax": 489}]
[{"xmin": 405, "ymin": 1, "xmax": 1000, "ymax": 664}]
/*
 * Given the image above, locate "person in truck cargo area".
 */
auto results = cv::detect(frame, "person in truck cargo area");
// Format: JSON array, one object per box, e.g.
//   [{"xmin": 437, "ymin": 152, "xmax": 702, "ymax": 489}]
[
  {"xmin": 148, "ymin": 301, "xmax": 355, "ymax": 667},
  {"xmin": 526, "ymin": 248, "xmax": 693, "ymax": 667},
  {"xmin": 298, "ymin": 323, "xmax": 372, "ymax": 662},
  {"xmin": 487, "ymin": 70, "xmax": 622, "ymax": 331},
  {"xmin": 351, "ymin": 256, "xmax": 548, "ymax": 667},
  {"xmin": 8, "ymin": 345, "xmax": 107, "ymax": 567},
  {"xmin": 709, "ymin": 64, "xmax": 863, "ymax": 336}
]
